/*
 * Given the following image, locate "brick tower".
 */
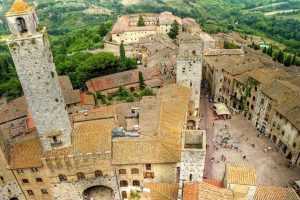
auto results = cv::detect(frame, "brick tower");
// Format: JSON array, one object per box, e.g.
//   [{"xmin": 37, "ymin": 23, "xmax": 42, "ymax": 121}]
[{"xmin": 6, "ymin": 0, "xmax": 72, "ymax": 151}]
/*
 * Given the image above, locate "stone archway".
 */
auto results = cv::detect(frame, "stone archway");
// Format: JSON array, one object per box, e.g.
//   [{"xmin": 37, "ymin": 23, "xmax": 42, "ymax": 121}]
[
  {"xmin": 83, "ymin": 185, "xmax": 114, "ymax": 200},
  {"xmin": 10, "ymin": 198, "xmax": 19, "ymax": 200}
]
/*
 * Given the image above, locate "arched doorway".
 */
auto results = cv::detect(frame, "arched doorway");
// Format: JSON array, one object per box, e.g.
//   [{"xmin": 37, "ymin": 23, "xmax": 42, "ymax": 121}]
[
  {"xmin": 83, "ymin": 186, "xmax": 113, "ymax": 200},
  {"xmin": 10, "ymin": 198, "xmax": 19, "ymax": 200}
]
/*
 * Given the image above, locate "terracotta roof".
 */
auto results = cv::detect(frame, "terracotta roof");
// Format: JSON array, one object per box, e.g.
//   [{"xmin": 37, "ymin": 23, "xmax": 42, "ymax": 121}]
[
  {"xmin": 204, "ymin": 49, "xmax": 244, "ymax": 56},
  {"xmin": 177, "ymin": 32, "xmax": 201, "ymax": 41},
  {"xmin": 59, "ymin": 76, "xmax": 81, "ymax": 105},
  {"xmin": 86, "ymin": 67, "xmax": 162, "ymax": 93},
  {"xmin": 71, "ymin": 105, "xmax": 116, "ymax": 123},
  {"xmin": 10, "ymin": 133, "xmax": 42, "ymax": 169},
  {"xmin": 182, "ymin": 17, "xmax": 200, "ymax": 29},
  {"xmin": 0, "ymin": 96, "xmax": 27, "ymax": 124},
  {"xmin": 7, "ymin": 0, "xmax": 33, "ymax": 15},
  {"xmin": 111, "ymin": 13, "xmax": 160, "ymax": 34},
  {"xmin": 203, "ymin": 179, "xmax": 223, "ymax": 188},
  {"xmin": 145, "ymin": 183, "xmax": 179, "ymax": 200},
  {"xmin": 225, "ymin": 61, "xmax": 263, "ymax": 76},
  {"xmin": 275, "ymin": 96, "xmax": 300, "ymax": 131},
  {"xmin": 183, "ymin": 181, "xmax": 233, "ymax": 200},
  {"xmin": 261, "ymin": 80, "xmax": 297, "ymax": 103},
  {"xmin": 80, "ymin": 92, "xmax": 95, "ymax": 105},
  {"xmin": 43, "ymin": 118, "xmax": 115, "ymax": 158},
  {"xmin": 159, "ymin": 11, "xmax": 182, "ymax": 25},
  {"xmin": 112, "ymin": 84, "xmax": 191, "ymax": 164},
  {"xmin": 225, "ymin": 162, "xmax": 257, "ymax": 185},
  {"xmin": 254, "ymin": 185, "xmax": 300, "ymax": 200}
]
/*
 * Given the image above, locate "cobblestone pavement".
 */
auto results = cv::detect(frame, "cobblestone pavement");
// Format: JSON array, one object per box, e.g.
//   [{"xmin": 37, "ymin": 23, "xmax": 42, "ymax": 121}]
[{"xmin": 201, "ymin": 95, "xmax": 300, "ymax": 186}]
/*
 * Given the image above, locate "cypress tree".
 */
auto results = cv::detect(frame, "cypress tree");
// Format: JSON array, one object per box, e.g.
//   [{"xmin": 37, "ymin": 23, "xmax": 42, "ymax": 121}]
[
  {"xmin": 291, "ymin": 54, "xmax": 296, "ymax": 65},
  {"xmin": 120, "ymin": 42, "xmax": 125, "ymax": 60},
  {"xmin": 137, "ymin": 15, "xmax": 145, "ymax": 26},
  {"xmin": 263, "ymin": 47, "xmax": 267, "ymax": 54},
  {"xmin": 139, "ymin": 71, "xmax": 145, "ymax": 89},
  {"xmin": 277, "ymin": 51, "xmax": 284, "ymax": 63},
  {"xmin": 284, "ymin": 54, "xmax": 292, "ymax": 67},
  {"xmin": 168, "ymin": 20, "xmax": 179, "ymax": 39}
]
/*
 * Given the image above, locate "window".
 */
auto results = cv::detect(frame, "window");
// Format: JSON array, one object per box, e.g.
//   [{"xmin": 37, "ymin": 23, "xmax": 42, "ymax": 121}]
[
  {"xmin": 120, "ymin": 180, "xmax": 128, "ymax": 187},
  {"xmin": 133, "ymin": 180, "xmax": 140, "ymax": 186},
  {"xmin": 293, "ymin": 143, "xmax": 297, "ymax": 148},
  {"xmin": 16, "ymin": 17, "xmax": 27, "ymax": 33},
  {"xmin": 131, "ymin": 168, "xmax": 139, "ymax": 174},
  {"xmin": 247, "ymin": 101, "xmax": 249, "ymax": 106},
  {"xmin": 22, "ymin": 179, "xmax": 29, "ymax": 184},
  {"xmin": 0, "ymin": 176, "xmax": 4, "ymax": 183},
  {"xmin": 144, "ymin": 172, "xmax": 154, "ymax": 178},
  {"xmin": 41, "ymin": 189, "xmax": 48, "ymax": 194},
  {"xmin": 252, "ymin": 96, "xmax": 256, "ymax": 101},
  {"xmin": 251, "ymin": 105, "xmax": 254, "ymax": 110},
  {"xmin": 189, "ymin": 174, "xmax": 193, "ymax": 181},
  {"xmin": 31, "ymin": 168, "xmax": 38, "ymax": 173},
  {"xmin": 190, "ymin": 81, "xmax": 192, "ymax": 87},
  {"xmin": 77, "ymin": 172, "xmax": 85, "ymax": 180},
  {"xmin": 27, "ymin": 190, "xmax": 34, "ymax": 196},
  {"xmin": 94, "ymin": 170, "xmax": 103, "ymax": 177},
  {"xmin": 53, "ymin": 136, "xmax": 58, "ymax": 143},
  {"xmin": 255, "ymin": 86, "xmax": 257, "ymax": 92},
  {"xmin": 260, "ymin": 98, "xmax": 264, "ymax": 105},
  {"xmin": 36, "ymin": 178, "xmax": 43, "ymax": 182},
  {"xmin": 282, "ymin": 131, "xmax": 285, "ymax": 136},
  {"xmin": 146, "ymin": 163, "xmax": 151, "ymax": 170},
  {"xmin": 58, "ymin": 174, "xmax": 67, "ymax": 182},
  {"xmin": 16, "ymin": 169, "xmax": 24, "ymax": 174},
  {"xmin": 119, "ymin": 169, "xmax": 126, "ymax": 175}
]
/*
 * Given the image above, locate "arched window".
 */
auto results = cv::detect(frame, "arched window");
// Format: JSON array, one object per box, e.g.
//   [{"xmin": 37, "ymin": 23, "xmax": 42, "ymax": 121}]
[
  {"xmin": 58, "ymin": 174, "xmax": 67, "ymax": 182},
  {"xmin": 94, "ymin": 170, "xmax": 103, "ymax": 177},
  {"xmin": 131, "ymin": 168, "xmax": 139, "ymax": 174},
  {"xmin": 77, "ymin": 172, "xmax": 85, "ymax": 180},
  {"xmin": 133, "ymin": 180, "xmax": 140, "ymax": 186},
  {"xmin": 119, "ymin": 169, "xmax": 126, "ymax": 175},
  {"xmin": 120, "ymin": 180, "xmax": 128, "ymax": 187},
  {"xmin": 16, "ymin": 17, "xmax": 27, "ymax": 33}
]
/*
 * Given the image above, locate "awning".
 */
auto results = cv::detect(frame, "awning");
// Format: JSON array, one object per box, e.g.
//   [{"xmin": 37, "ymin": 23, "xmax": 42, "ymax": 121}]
[{"xmin": 214, "ymin": 103, "xmax": 231, "ymax": 116}]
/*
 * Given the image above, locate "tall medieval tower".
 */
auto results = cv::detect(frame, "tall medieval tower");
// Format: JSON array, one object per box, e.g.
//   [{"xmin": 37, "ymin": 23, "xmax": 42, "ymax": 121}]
[
  {"xmin": 6, "ymin": 0, "xmax": 72, "ymax": 151},
  {"xmin": 176, "ymin": 33, "xmax": 203, "ymax": 116}
]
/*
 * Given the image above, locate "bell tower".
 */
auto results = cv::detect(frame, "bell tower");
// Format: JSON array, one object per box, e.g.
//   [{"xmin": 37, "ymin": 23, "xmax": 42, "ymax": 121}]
[{"xmin": 6, "ymin": 0, "xmax": 72, "ymax": 151}]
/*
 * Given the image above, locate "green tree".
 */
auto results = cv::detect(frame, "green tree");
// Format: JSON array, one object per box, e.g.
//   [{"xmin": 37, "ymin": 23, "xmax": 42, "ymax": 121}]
[
  {"xmin": 139, "ymin": 71, "xmax": 145, "ymax": 89},
  {"xmin": 137, "ymin": 15, "xmax": 145, "ymax": 26},
  {"xmin": 168, "ymin": 20, "xmax": 179, "ymax": 39},
  {"xmin": 277, "ymin": 51, "xmax": 284, "ymax": 63},
  {"xmin": 99, "ymin": 22, "xmax": 108, "ymax": 37},
  {"xmin": 291, "ymin": 54, "xmax": 296, "ymax": 65},
  {"xmin": 120, "ymin": 42, "xmax": 125, "ymax": 60},
  {"xmin": 284, "ymin": 55, "xmax": 292, "ymax": 67},
  {"xmin": 267, "ymin": 45, "xmax": 273, "ymax": 57},
  {"xmin": 262, "ymin": 47, "xmax": 267, "ymax": 54}
]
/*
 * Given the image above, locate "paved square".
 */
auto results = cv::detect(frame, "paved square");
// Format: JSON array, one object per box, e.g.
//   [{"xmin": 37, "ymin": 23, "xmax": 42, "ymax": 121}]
[{"xmin": 201, "ymin": 97, "xmax": 300, "ymax": 187}]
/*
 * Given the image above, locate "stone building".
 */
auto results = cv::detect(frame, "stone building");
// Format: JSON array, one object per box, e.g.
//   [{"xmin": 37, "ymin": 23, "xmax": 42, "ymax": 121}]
[
  {"xmin": 106, "ymin": 12, "xmax": 182, "ymax": 45},
  {"xmin": 6, "ymin": 0, "xmax": 72, "ymax": 151},
  {"xmin": 176, "ymin": 33, "xmax": 203, "ymax": 119},
  {"xmin": 182, "ymin": 162, "xmax": 300, "ymax": 200},
  {"xmin": 1, "ymin": 3, "xmax": 207, "ymax": 200}
]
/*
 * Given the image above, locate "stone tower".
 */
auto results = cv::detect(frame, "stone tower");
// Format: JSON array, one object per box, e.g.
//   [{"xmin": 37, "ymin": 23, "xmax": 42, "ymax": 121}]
[
  {"xmin": 6, "ymin": 0, "xmax": 72, "ymax": 151},
  {"xmin": 176, "ymin": 33, "xmax": 203, "ymax": 116}
]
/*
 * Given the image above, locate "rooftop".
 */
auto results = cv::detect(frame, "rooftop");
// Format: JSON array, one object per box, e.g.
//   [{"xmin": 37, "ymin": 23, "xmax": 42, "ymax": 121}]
[
  {"xmin": 253, "ymin": 185, "xmax": 300, "ymax": 200},
  {"xmin": 145, "ymin": 183, "xmax": 179, "ymax": 200},
  {"xmin": 204, "ymin": 49, "xmax": 244, "ymax": 56},
  {"xmin": 225, "ymin": 162, "xmax": 257, "ymax": 185},
  {"xmin": 183, "ymin": 181, "xmax": 233, "ymax": 200},
  {"xmin": 10, "ymin": 132, "xmax": 42, "ymax": 169},
  {"xmin": 6, "ymin": 0, "xmax": 33, "ymax": 16},
  {"xmin": 86, "ymin": 67, "xmax": 162, "ymax": 93}
]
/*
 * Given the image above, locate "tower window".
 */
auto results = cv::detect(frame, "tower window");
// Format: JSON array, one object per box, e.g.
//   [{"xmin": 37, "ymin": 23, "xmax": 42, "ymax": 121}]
[
  {"xmin": 58, "ymin": 174, "xmax": 67, "ymax": 182},
  {"xmin": 41, "ymin": 189, "xmax": 48, "ymax": 194},
  {"xmin": 16, "ymin": 17, "xmax": 27, "ymax": 33},
  {"xmin": 77, "ymin": 172, "xmax": 85, "ymax": 180},
  {"xmin": 53, "ymin": 136, "xmax": 57, "ymax": 143},
  {"xmin": 27, "ymin": 190, "xmax": 34, "ymax": 196}
]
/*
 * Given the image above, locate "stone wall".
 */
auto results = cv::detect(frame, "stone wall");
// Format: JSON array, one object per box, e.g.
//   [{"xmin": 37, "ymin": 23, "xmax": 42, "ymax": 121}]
[
  {"xmin": 176, "ymin": 39, "xmax": 203, "ymax": 114},
  {"xmin": 7, "ymin": 30, "xmax": 72, "ymax": 151}
]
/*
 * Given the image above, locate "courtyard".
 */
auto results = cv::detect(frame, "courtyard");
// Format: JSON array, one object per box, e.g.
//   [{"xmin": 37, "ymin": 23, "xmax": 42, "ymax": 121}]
[{"xmin": 201, "ymin": 96, "xmax": 300, "ymax": 187}]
